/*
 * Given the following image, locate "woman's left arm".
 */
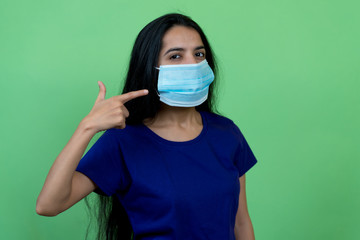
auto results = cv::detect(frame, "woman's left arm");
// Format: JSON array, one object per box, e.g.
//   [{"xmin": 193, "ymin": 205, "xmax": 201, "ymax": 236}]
[{"xmin": 234, "ymin": 174, "xmax": 255, "ymax": 240}]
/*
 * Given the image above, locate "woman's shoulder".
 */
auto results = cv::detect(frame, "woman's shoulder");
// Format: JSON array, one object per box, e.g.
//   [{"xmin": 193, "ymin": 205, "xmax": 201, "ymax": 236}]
[
  {"xmin": 101, "ymin": 124, "xmax": 145, "ymax": 141},
  {"xmin": 201, "ymin": 111, "xmax": 236, "ymax": 126},
  {"xmin": 201, "ymin": 111, "xmax": 251, "ymax": 148},
  {"xmin": 201, "ymin": 111, "xmax": 242, "ymax": 138}
]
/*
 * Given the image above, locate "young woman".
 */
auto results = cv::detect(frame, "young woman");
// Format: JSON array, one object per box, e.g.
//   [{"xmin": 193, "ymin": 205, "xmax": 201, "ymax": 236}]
[{"xmin": 36, "ymin": 13, "xmax": 258, "ymax": 240}]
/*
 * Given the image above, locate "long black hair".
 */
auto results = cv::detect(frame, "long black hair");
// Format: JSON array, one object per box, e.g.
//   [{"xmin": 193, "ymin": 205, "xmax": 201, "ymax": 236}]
[
  {"xmin": 122, "ymin": 13, "xmax": 218, "ymax": 124},
  {"xmin": 85, "ymin": 13, "xmax": 218, "ymax": 240}
]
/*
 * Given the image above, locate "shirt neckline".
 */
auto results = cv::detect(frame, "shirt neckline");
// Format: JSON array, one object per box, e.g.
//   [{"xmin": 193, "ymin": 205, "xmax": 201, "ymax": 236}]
[{"xmin": 141, "ymin": 111, "xmax": 208, "ymax": 147}]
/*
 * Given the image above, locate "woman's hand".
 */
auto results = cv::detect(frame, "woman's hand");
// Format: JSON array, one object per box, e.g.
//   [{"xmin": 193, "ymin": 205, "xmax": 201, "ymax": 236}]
[
  {"xmin": 36, "ymin": 81, "xmax": 148, "ymax": 216},
  {"xmin": 82, "ymin": 81, "xmax": 148, "ymax": 133}
]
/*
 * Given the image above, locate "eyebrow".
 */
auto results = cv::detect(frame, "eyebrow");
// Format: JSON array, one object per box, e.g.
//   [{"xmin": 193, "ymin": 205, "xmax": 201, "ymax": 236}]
[{"xmin": 163, "ymin": 46, "xmax": 205, "ymax": 56}]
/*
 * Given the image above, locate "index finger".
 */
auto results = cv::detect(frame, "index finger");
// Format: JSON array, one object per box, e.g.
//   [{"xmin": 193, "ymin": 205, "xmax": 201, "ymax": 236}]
[{"xmin": 117, "ymin": 89, "xmax": 149, "ymax": 104}]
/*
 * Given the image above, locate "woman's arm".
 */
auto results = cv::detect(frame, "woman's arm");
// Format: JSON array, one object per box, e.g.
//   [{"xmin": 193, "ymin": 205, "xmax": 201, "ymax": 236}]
[
  {"xmin": 36, "ymin": 120, "xmax": 98, "ymax": 216},
  {"xmin": 234, "ymin": 174, "xmax": 255, "ymax": 240},
  {"xmin": 36, "ymin": 81, "xmax": 148, "ymax": 216}
]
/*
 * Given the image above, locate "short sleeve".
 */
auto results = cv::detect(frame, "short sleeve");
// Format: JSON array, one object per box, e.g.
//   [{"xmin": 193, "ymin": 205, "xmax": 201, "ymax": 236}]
[
  {"xmin": 231, "ymin": 124, "xmax": 258, "ymax": 177},
  {"xmin": 76, "ymin": 129, "xmax": 130, "ymax": 196}
]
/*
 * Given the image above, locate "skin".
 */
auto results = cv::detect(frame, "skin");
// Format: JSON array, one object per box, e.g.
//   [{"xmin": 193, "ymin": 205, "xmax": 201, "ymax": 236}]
[{"xmin": 36, "ymin": 25, "xmax": 255, "ymax": 240}]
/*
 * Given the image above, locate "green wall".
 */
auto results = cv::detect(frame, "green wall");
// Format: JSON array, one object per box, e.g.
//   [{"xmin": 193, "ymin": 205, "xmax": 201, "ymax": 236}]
[{"xmin": 1, "ymin": 0, "xmax": 359, "ymax": 239}]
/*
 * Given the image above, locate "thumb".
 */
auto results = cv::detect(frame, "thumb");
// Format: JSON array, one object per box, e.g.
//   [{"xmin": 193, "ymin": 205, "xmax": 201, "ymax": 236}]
[{"xmin": 95, "ymin": 81, "xmax": 106, "ymax": 103}]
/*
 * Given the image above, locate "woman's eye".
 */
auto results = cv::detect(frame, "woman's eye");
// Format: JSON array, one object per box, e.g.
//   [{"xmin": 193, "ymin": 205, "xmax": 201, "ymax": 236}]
[
  {"xmin": 195, "ymin": 52, "xmax": 205, "ymax": 58},
  {"xmin": 170, "ymin": 54, "xmax": 181, "ymax": 60}
]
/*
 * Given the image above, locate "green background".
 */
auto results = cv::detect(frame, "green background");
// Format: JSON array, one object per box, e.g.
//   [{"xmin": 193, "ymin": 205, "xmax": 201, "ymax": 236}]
[{"xmin": 1, "ymin": 0, "xmax": 359, "ymax": 239}]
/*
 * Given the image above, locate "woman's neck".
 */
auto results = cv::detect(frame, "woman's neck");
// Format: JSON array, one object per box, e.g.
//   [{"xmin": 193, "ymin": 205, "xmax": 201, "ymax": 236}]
[
  {"xmin": 143, "ymin": 104, "xmax": 203, "ymax": 142},
  {"xmin": 144, "ymin": 104, "xmax": 202, "ymax": 128}
]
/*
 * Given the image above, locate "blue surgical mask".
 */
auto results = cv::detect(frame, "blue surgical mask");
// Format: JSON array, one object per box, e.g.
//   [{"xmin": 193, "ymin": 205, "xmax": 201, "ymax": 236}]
[{"xmin": 156, "ymin": 60, "xmax": 215, "ymax": 107}]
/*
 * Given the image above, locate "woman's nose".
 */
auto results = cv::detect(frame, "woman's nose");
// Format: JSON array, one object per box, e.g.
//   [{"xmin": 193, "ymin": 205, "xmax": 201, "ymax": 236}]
[{"xmin": 183, "ymin": 55, "xmax": 197, "ymax": 64}]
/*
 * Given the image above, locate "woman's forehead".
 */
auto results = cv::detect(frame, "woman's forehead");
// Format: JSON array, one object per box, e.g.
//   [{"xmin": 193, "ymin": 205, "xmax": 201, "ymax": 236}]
[{"xmin": 161, "ymin": 26, "xmax": 204, "ymax": 50}]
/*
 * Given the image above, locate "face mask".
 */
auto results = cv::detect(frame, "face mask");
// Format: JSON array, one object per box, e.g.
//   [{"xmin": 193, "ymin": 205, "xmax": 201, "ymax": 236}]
[{"xmin": 156, "ymin": 59, "xmax": 215, "ymax": 107}]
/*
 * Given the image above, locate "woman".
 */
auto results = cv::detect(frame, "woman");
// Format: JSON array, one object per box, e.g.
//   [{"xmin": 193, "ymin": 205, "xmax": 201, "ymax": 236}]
[{"xmin": 36, "ymin": 13, "xmax": 258, "ymax": 240}]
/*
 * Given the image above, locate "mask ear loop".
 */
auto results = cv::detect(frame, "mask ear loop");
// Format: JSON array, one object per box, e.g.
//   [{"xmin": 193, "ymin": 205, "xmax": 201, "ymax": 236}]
[
  {"xmin": 154, "ymin": 67, "xmax": 161, "ymax": 97},
  {"xmin": 154, "ymin": 87, "xmax": 160, "ymax": 97}
]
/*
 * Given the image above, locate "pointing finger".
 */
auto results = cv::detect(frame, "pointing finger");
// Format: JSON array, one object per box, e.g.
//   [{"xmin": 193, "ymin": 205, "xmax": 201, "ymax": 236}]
[{"xmin": 117, "ymin": 89, "xmax": 149, "ymax": 104}]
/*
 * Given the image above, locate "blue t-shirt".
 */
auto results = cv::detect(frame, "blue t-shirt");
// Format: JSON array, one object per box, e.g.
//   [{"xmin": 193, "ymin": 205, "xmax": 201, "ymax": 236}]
[{"xmin": 76, "ymin": 111, "xmax": 257, "ymax": 240}]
